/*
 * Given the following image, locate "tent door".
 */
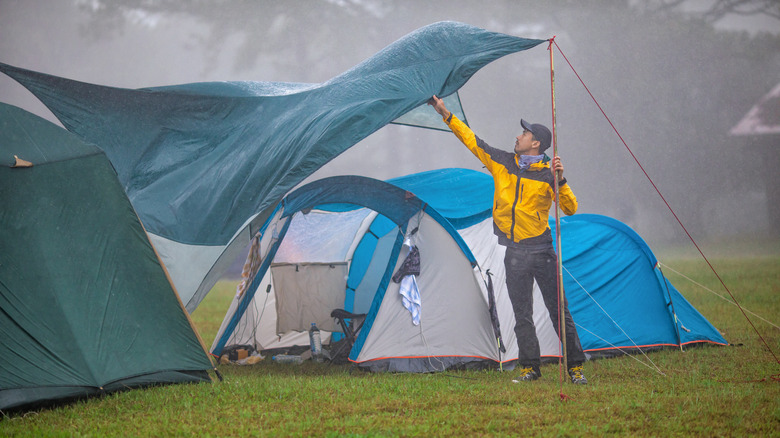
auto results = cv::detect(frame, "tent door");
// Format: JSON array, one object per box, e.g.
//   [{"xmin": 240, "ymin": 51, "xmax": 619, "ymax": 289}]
[{"xmin": 271, "ymin": 262, "xmax": 347, "ymax": 333}]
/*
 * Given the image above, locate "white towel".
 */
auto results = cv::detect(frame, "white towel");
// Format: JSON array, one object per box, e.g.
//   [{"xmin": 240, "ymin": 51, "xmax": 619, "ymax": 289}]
[{"xmin": 399, "ymin": 274, "xmax": 421, "ymax": 326}]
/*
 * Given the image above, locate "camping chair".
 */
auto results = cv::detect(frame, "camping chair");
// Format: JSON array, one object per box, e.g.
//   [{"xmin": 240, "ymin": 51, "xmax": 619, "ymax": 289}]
[{"xmin": 329, "ymin": 309, "xmax": 366, "ymax": 364}]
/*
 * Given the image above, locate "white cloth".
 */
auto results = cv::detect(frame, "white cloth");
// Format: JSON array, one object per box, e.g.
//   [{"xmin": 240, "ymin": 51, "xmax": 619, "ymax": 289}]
[{"xmin": 399, "ymin": 274, "xmax": 421, "ymax": 326}]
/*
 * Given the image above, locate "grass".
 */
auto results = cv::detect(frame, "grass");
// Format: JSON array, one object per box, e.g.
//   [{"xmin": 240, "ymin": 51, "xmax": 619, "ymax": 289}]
[{"xmin": 2, "ymin": 254, "xmax": 779, "ymax": 437}]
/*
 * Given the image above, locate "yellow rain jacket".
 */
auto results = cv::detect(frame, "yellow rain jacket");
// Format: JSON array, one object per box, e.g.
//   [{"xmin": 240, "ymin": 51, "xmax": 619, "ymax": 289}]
[{"xmin": 445, "ymin": 114, "xmax": 577, "ymax": 247}]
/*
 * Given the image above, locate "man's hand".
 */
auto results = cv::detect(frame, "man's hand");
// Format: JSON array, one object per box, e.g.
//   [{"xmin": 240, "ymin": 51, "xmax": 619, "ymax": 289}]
[
  {"xmin": 427, "ymin": 95, "xmax": 451, "ymax": 119},
  {"xmin": 551, "ymin": 156, "xmax": 565, "ymax": 181}
]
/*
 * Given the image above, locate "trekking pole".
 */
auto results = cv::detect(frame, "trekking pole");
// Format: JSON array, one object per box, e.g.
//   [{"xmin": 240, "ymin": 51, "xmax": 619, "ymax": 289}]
[{"xmin": 548, "ymin": 36, "xmax": 568, "ymax": 373}]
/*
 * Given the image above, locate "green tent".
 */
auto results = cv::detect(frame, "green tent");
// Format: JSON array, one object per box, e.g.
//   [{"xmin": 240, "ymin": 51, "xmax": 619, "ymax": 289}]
[{"xmin": 0, "ymin": 102, "xmax": 215, "ymax": 412}]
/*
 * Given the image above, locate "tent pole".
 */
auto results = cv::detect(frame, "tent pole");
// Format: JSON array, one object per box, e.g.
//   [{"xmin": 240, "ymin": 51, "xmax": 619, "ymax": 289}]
[
  {"xmin": 657, "ymin": 263, "xmax": 685, "ymax": 351},
  {"xmin": 549, "ymin": 37, "xmax": 568, "ymax": 373}
]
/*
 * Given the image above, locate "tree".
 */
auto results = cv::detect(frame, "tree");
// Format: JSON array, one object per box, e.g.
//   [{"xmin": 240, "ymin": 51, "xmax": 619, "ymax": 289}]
[{"xmin": 646, "ymin": 0, "xmax": 780, "ymax": 23}]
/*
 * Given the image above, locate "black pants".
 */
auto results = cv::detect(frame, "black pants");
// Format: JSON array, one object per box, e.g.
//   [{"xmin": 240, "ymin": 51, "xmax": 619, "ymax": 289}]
[{"xmin": 503, "ymin": 245, "xmax": 585, "ymax": 373}]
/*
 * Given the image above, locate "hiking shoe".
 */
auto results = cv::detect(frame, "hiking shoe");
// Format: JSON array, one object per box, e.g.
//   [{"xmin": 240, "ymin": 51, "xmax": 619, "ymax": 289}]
[
  {"xmin": 568, "ymin": 365, "xmax": 587, "ymax": 385},
  {"xmin": 512, "ymin": 367, "xmax": 540, "ymax": 383}
]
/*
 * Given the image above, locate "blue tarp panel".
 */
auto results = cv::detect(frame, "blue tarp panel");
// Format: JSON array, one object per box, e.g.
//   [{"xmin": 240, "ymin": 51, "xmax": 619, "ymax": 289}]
[
  {"xmin": 387, "ymin": 168, "xmax": 495, "ymax": 229},
  {"xmin": 0, "ymin": 22, "xmax": 544, "ymax": 246}
]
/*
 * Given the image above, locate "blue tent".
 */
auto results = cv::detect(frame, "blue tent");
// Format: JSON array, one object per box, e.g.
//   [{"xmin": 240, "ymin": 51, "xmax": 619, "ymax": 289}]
[
  {"xmin": 212, "ymin": 168, "xmax": 726, "ymax": 372},
  {"xmin": 0, "ymin": 22, "xmax": 546, "ymax": 312},
  {"xmin": 552, "ymin": 215, "xmax": 728, "ymax": 356}
]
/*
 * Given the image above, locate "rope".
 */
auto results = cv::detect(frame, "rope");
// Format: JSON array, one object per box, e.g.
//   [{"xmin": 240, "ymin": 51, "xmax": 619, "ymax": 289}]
[
  {"xmin": 551, "ymin": 40, "xmax": 780, "ymax": 367},
  {"xmin": 574, "ymin": 324, "xmax": 667, "ymax": 376},
  {"xmin": 419, "ymin": 317, "xmax": 447, "ymax": 373},
  {"xmin": 563, "ymin": 265, "xmax": 666, "ymax": 376},
  {"xmin": 659, "ymin": 263, "xmax": 780, "ymax": 330}
]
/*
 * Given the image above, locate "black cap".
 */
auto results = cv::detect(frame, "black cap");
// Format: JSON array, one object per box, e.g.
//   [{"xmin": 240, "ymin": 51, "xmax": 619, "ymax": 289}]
[{"xmin": 520, "ymin": 119, "xmax": 552, "ymax": 153}]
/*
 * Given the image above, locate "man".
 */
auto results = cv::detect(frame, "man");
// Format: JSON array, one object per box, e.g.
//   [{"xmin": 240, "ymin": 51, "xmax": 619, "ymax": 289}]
[{"xmin": 428, "ymin": 95, "xmax": 587, "ymax": 384}]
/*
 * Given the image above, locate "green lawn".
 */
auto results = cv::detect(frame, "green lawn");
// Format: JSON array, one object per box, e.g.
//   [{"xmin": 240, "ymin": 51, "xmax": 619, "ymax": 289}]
[{"xmin": 2, "ymin": 253, "xmax": 778, "ymax": 437}]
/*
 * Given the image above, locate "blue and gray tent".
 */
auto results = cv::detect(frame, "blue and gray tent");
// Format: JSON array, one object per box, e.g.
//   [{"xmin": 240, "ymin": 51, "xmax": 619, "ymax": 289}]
[{"xmin": 211, "ymin": 168, "xmax": 727, "ymax": 373}]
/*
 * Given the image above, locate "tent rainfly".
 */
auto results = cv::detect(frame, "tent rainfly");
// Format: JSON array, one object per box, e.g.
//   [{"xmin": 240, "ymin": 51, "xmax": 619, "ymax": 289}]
[{"xmin": 212, "ymin": 168, "xmax": 727, "ymax": 372}]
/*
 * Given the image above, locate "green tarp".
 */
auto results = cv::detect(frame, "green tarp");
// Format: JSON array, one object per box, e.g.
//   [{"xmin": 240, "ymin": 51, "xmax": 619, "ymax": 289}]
[{"xmin": 0, "ymin": 21, "xmax": 545, "ymax": 247}]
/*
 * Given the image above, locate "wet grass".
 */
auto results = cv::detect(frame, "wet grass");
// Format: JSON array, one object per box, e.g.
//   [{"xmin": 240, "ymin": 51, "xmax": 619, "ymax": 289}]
[{"xmin": 1, "ymin": 255, "xmax": 778, "ymax": 437}]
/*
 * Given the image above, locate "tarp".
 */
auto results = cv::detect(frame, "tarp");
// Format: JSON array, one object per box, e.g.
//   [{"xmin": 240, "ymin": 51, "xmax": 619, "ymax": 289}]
[
  {"xmin": 0, "ymin": 102, "xmax": 214, "ymax": 411},
  {"xmin": 0, "ymin": 21, "xmax": 544, "ymax": 246},
  {"xmin": 0, "ymin": 21, "xmax": 545, "ymax": 311}
]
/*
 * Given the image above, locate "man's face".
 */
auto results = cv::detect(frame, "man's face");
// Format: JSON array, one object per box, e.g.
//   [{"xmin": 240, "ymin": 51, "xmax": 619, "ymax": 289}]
[{"xmin": 514, "ymin": 129, "xmax": 539, "ymax": 155}]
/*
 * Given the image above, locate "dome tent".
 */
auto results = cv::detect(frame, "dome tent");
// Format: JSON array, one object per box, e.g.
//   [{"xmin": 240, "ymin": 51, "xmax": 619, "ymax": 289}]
[
  {"xmin": 213, "ymin": 169, "xmax": 501, "ymax": 372},
  {"xmin": 0, "ymin": 103, "xmax": 215, "ymax": 411}
]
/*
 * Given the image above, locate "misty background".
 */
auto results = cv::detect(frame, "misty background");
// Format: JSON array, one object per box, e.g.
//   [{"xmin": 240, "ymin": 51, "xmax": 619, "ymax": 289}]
[{"xmin": 1, "ymin": 0, "xmax": 779, "ymax": 254}]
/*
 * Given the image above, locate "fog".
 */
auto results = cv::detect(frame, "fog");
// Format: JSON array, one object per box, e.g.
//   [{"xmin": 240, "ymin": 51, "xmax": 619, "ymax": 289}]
[{"xmin": 2, "ymin": 0, "xmax": 779, "ymax": 252}]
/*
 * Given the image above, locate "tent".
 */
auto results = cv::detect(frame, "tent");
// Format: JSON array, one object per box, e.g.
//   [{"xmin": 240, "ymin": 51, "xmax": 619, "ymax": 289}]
[
  {"xmin": 0, "ymin": 21, "xmax": 547, "ymax": 314},
  {"xmin": 211, "ymin": 168, "xmax": 727, "ymax": 372},
  {"xmin": 0, "ymin": 103, "xmax": 215, "ymax": 412}
]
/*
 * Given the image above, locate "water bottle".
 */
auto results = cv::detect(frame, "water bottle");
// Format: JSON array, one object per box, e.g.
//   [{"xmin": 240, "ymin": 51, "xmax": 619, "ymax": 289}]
[
  {"xmin": 271, "ymin": 354, "xmax": 303, "ymax": 364},
  {"xmin": 309, "ymin": 322, "xmax": 323, "ymax": 362}
]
